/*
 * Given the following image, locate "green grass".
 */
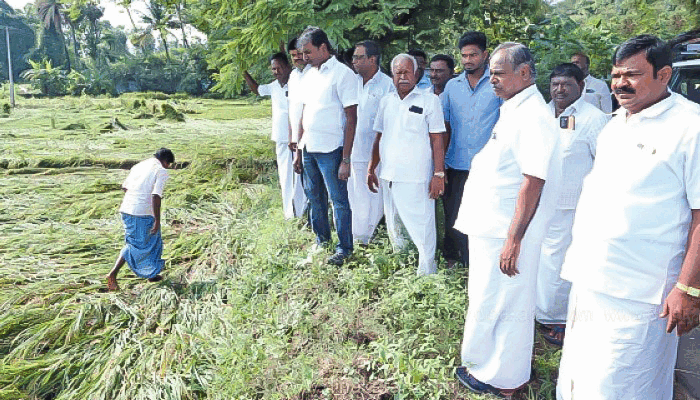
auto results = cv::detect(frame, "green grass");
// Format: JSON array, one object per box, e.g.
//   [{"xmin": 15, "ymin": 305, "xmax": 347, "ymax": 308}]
[{"xmin": 0, "ymin": 95, "xmax": 561, "ymax": 400}]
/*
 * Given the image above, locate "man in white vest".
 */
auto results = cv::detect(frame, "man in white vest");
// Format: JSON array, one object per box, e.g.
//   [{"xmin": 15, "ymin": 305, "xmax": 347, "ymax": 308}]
[{"xmin": 571, "ymin": 52, "xmax": 613, "ymax": 113}]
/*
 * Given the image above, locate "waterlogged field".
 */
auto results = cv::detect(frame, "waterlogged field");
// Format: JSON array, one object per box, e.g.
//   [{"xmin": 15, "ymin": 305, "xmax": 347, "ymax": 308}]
[{"xmin": 0, "ymin": 94, "xmax": 561, "ymax": 400}]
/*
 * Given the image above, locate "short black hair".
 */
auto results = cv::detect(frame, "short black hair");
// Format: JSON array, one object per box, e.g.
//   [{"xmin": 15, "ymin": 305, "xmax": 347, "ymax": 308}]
[
  {"xmin": 458, "ymin": 31, "xmax": 487, "ymax": 52},
  {"xmin": 613, "ymin": 34, "xmax": 671, "ymax": 78},
  {"xmin": 298, "ymin": 27, "xmax": 333, "ymax": 53},
  {"xmin": 430, "ymin": 54, "xmax": 455, "ymax": 72},
  {"xmin": 571, "ymin": 52, "xmax": 590, "ymax": 66},
  {"xmin": 287, "ymin": 38, "xmax": 298, "ymax": 52},
  {"xmin": 550, "ymin": 63, "xmax": 585, "ymax": 83},
  {"xmin": 356, "ymin": 40, "xmax": 381, "ymax": 65},
  {"xmin": 408, "ymin": 48, "xmax": 427, "ymax": 60},
  {"xmin": 270, "ymin": 52, "xmax": 290, "ymax": 66},
  {"xmin": 154, "ymin": 148, "xmax": 175, "ymax": 164}
]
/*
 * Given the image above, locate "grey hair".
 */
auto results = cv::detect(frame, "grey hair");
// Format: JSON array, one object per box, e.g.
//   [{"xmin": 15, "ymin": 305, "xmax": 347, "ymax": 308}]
[
  {"xmin": 391, "ymin": 53, "xmax": 418, "ymax": 74},
  {"xmin": 297, "ymin": 25, "xmax": 320, "ymax": 49},
  {"xmin": 492, "ymin": 42, "xmax": 537, "ymax": 80}
]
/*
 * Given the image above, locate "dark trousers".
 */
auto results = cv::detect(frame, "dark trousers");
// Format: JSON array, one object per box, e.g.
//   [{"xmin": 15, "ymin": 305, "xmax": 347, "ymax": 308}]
[{"xmin": 442, "ymin": 168, "xmax": 469, "ymax": 266}]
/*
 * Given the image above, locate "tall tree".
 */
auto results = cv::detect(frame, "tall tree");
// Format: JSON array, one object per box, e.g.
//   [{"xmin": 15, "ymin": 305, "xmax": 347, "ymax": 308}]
[
  {"xmin": 36, "ymin": 0, "xmax": 70, "ymax": 70},
  {"xmin": 140, "ymin": 0, "xmax": 176, "ymax": 60}
]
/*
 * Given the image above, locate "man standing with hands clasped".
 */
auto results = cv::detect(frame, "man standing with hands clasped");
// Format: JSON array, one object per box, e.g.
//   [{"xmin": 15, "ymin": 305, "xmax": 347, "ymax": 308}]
[
  {"xmin": 453, "ymin": 42, "xmax": 561, "ymax": 397},
  {"xmin": 367, "ymin": 53, "xmax": 446, "ymax": 276},
  {"xmin": 557, "ymin": 35, "xmax": 700, "ymax": 400}
]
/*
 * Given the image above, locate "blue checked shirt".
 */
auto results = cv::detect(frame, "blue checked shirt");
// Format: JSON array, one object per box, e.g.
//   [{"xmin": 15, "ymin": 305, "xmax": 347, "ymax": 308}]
[{"xmin": 441, "ymin": 70, "xmax": 502, "ymax": 170}]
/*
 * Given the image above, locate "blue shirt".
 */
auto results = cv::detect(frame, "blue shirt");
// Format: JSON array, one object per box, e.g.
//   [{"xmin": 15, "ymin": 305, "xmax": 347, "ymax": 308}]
[
  {"xmin": 416, "ymin": 72, "xmax": 431, "ymax": 89},
  {"xmin": 441, "ymin": 70, "xmax": 502, "ymax": 170}
]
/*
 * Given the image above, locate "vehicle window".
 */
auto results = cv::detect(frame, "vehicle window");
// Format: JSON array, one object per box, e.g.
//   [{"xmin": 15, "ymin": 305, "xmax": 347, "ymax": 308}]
[{"xmin": 671, "ymin": 67, "xmax": 700, "ymax": 104}]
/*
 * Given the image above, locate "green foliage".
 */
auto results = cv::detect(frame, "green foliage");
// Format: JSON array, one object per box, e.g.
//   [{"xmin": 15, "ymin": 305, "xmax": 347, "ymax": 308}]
[
  {"xmin": 20, "ymin": 59, "xmax": 69, "ymax": 95},
  {"xmin": 190, "ymin": 0, "xmax": 549, "ymax": 95},
  {"xmin": 0, "ymin": 1, "xmax": 36, "ymax": 81}
]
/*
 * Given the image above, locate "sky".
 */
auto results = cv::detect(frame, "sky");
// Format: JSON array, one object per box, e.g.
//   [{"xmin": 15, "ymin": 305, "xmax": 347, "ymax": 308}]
[{"xmin": 6, "ymin": 0, "xmax": 146, "ymax": 30}]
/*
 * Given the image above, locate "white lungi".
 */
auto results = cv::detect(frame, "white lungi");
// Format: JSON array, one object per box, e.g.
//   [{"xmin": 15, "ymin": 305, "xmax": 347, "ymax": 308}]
[
  {"xmin": 461, "ymin": 234, "xmax": 541, "ymax": 389},
  {"xmin": 348, "ymin": 161, "xmax": 383, "ymax": 244},
  {"xmin": 275, "ymin": 142, "xmax": 306, "ymax": 219},
  {"xmin": 535, "ymin": 208, "xmax": 575, "ymax": 324},
  {"xmin": 556, "ymin": 283, "xmax": 678, "ymax": 400},
  {"xmin": 381, "ymin": 179, "xmax": 436, "ymax": 275}
]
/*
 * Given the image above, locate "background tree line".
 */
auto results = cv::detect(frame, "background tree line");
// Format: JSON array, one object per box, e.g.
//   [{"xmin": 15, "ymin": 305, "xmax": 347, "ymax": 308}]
[{"xmin": 0, "ymin": 0, "xmax": 697, "ymax": 97}]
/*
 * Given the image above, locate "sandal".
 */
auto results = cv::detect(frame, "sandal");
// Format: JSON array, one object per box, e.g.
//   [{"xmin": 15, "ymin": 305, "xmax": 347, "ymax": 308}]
[{"xmin": 543, "ymin": 325, "xmax": 566, "ymax": 346}]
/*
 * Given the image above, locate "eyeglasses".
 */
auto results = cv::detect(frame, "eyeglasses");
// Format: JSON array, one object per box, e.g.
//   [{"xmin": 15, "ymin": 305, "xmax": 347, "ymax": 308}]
[{"xmin": 351, "ymin": 54, "xmax": 367, "ymax": 61}]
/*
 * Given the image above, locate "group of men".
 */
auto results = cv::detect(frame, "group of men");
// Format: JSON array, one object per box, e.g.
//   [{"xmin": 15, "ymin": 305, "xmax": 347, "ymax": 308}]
[{"xmin": 246, "ymin": 27, "xmax": 700, "ymax": 400}]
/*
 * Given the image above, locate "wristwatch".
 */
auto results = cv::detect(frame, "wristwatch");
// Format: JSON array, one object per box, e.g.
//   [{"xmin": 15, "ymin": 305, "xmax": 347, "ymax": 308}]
[
  {"xmin": 676, "ymin": 282, "xmax": 700, "ymax": 298},
  {"xmin": 433, "ymin": 171, "xmax": 445, "ymax": 178},
  {"xmin": 342, "ymin": 157, "xmax": 351, "ymax": 164}
]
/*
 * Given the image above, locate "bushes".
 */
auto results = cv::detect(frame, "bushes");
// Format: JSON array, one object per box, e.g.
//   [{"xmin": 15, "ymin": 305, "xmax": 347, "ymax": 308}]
[{"xmin": 19, "ymin": 46, "xmax": 212, "ymax": 97}]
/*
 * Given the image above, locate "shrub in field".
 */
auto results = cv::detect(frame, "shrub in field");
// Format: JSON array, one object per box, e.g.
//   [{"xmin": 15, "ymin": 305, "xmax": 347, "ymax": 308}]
[{"xmin": 20, "ymin": 59, "xmax": 69, "ymax": 96}]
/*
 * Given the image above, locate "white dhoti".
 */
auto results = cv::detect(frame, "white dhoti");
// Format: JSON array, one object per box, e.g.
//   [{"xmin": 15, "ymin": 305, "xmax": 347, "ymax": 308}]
[
  {"xmin": 536, "ymin": 208, "xmax": 575, "ymax": 324},
  {"xmin": 348, "ymin": 161, "xmax": 384, "ymax": 244},
  {"xmin": 556, "ymin": 283, "xmax": 678, "ymax": 400},
  {"xmin": 381, "ymin": 179, "xmax": 436, "ymax": 275},
  {"xmin": 276, "ymin": 142, "xmax": 306, "ymax": 219},
  {"xmin": 461, "ymin": 234, "xmax": 541, "ymax": 389}
]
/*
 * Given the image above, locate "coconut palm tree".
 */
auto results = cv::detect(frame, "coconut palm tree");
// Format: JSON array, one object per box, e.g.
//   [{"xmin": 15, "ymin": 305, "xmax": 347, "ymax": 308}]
[
  {"xmin": 140, "ymin": 0, "xmax": 176, "ymax": 60},
  {"xmin": 36, "ymin": 0, "xmax": 70, "ymax": 70}
]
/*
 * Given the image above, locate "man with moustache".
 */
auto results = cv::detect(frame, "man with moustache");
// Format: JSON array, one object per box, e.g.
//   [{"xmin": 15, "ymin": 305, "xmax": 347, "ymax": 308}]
[
  {"xmin": 348, "ymin": 40, "xmax": 394, "ymax": 245},
  {"xmin": 294, "ymin": 27, "xmax": 358, "ymax": 265},
  {"xmin": 243, "ymin": 52, "xmax": 305, "ymax": 219},
  {"xmin": 440, "ymin": 31, "xmax": 502, "ymax": 267},
  {"xmin": 453, "ymin": 42, "xmax": 561, "ymax": 397},
  {"xmin": 556, "ymin": 35, "xmax": 700, "ymax": 400},
  {"xmin": 571, "ymin": 52, "xmax": 613, "ymax": 114},
  {"xmin": 367, "ymin": 54, "xmax": 446, "ymax": 275},
  {"xmin": 535, "ymin": 63, "xmax": 609, "ymax": 346},
  {"xmin": 429, "ymin": 54, "xmax": 454, "ymax": 96}
]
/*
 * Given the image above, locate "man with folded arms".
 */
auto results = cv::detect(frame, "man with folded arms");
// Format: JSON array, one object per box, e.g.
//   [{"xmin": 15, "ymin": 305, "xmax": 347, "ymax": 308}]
[
  {"xmin": 367, "ymin": 53, "xmax": 446, "ymax": 275},
  {"xmin": 557, "ymin": 34, "xmax": 700, "ymax": 400}
]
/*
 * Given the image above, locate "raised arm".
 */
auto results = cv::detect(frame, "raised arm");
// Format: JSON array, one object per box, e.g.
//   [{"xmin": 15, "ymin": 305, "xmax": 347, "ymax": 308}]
[{"xmin": 242, "ymin": 71, "xmax": 260, "ymax": 96}]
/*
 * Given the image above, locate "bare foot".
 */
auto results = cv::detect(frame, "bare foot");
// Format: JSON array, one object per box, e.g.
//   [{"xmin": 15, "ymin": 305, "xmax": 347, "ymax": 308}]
[
  {"xmin": 148, "ymin": 275, "xmax": 163, "ymax": 283},
  {"xmin": 105, "ymin": 274, "xmax": 120, "ymax": 292}
]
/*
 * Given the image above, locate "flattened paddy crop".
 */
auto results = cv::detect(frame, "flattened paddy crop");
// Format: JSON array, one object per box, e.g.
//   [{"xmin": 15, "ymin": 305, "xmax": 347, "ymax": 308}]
[{"xmin": 0, "ymin": 96, "xmax": 561, "ymax": 400}]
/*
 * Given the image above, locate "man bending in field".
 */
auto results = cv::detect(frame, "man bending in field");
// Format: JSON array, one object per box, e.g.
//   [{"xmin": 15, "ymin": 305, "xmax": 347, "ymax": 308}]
[{"xmin": 106, "ymin": 148, "xmax": 174, "ymax": 291}]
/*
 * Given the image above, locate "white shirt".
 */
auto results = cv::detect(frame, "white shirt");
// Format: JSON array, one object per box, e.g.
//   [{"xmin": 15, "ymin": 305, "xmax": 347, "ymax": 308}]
[
  {"xmin": 454, "ymin": 84, "xmax": 561, "ymax": 239},
  {"xmin": 582, "ymin": 74, "xmax": 613, "ymax": 114},
  {"xmin": 300, "ymin": 56, "xmax": 359, "ymax": 153},
  {"xmin": 257, "ymin": 80, "xmax": 289, "ymax": 143},
  {"xmin": 288, "ymin": 64, "xmax": 310, "ymax": 143},
  {"xmin": 353, "ymin": 70, "xmax": 394, "ymax": 163},
  {"xmin": 561, "ymin": 93, "xmax": 700, "ymax": 305},
  {"xmin": 548, "ymin": 96, "xmax": 610, "ymax": 209},
  {"xmin": 373, "ymin": 87, "xmax": 446, "ymax": 183},
  {"xmin": 119, "ymin": 158, "xmax": 169, "ymax": 217}
]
